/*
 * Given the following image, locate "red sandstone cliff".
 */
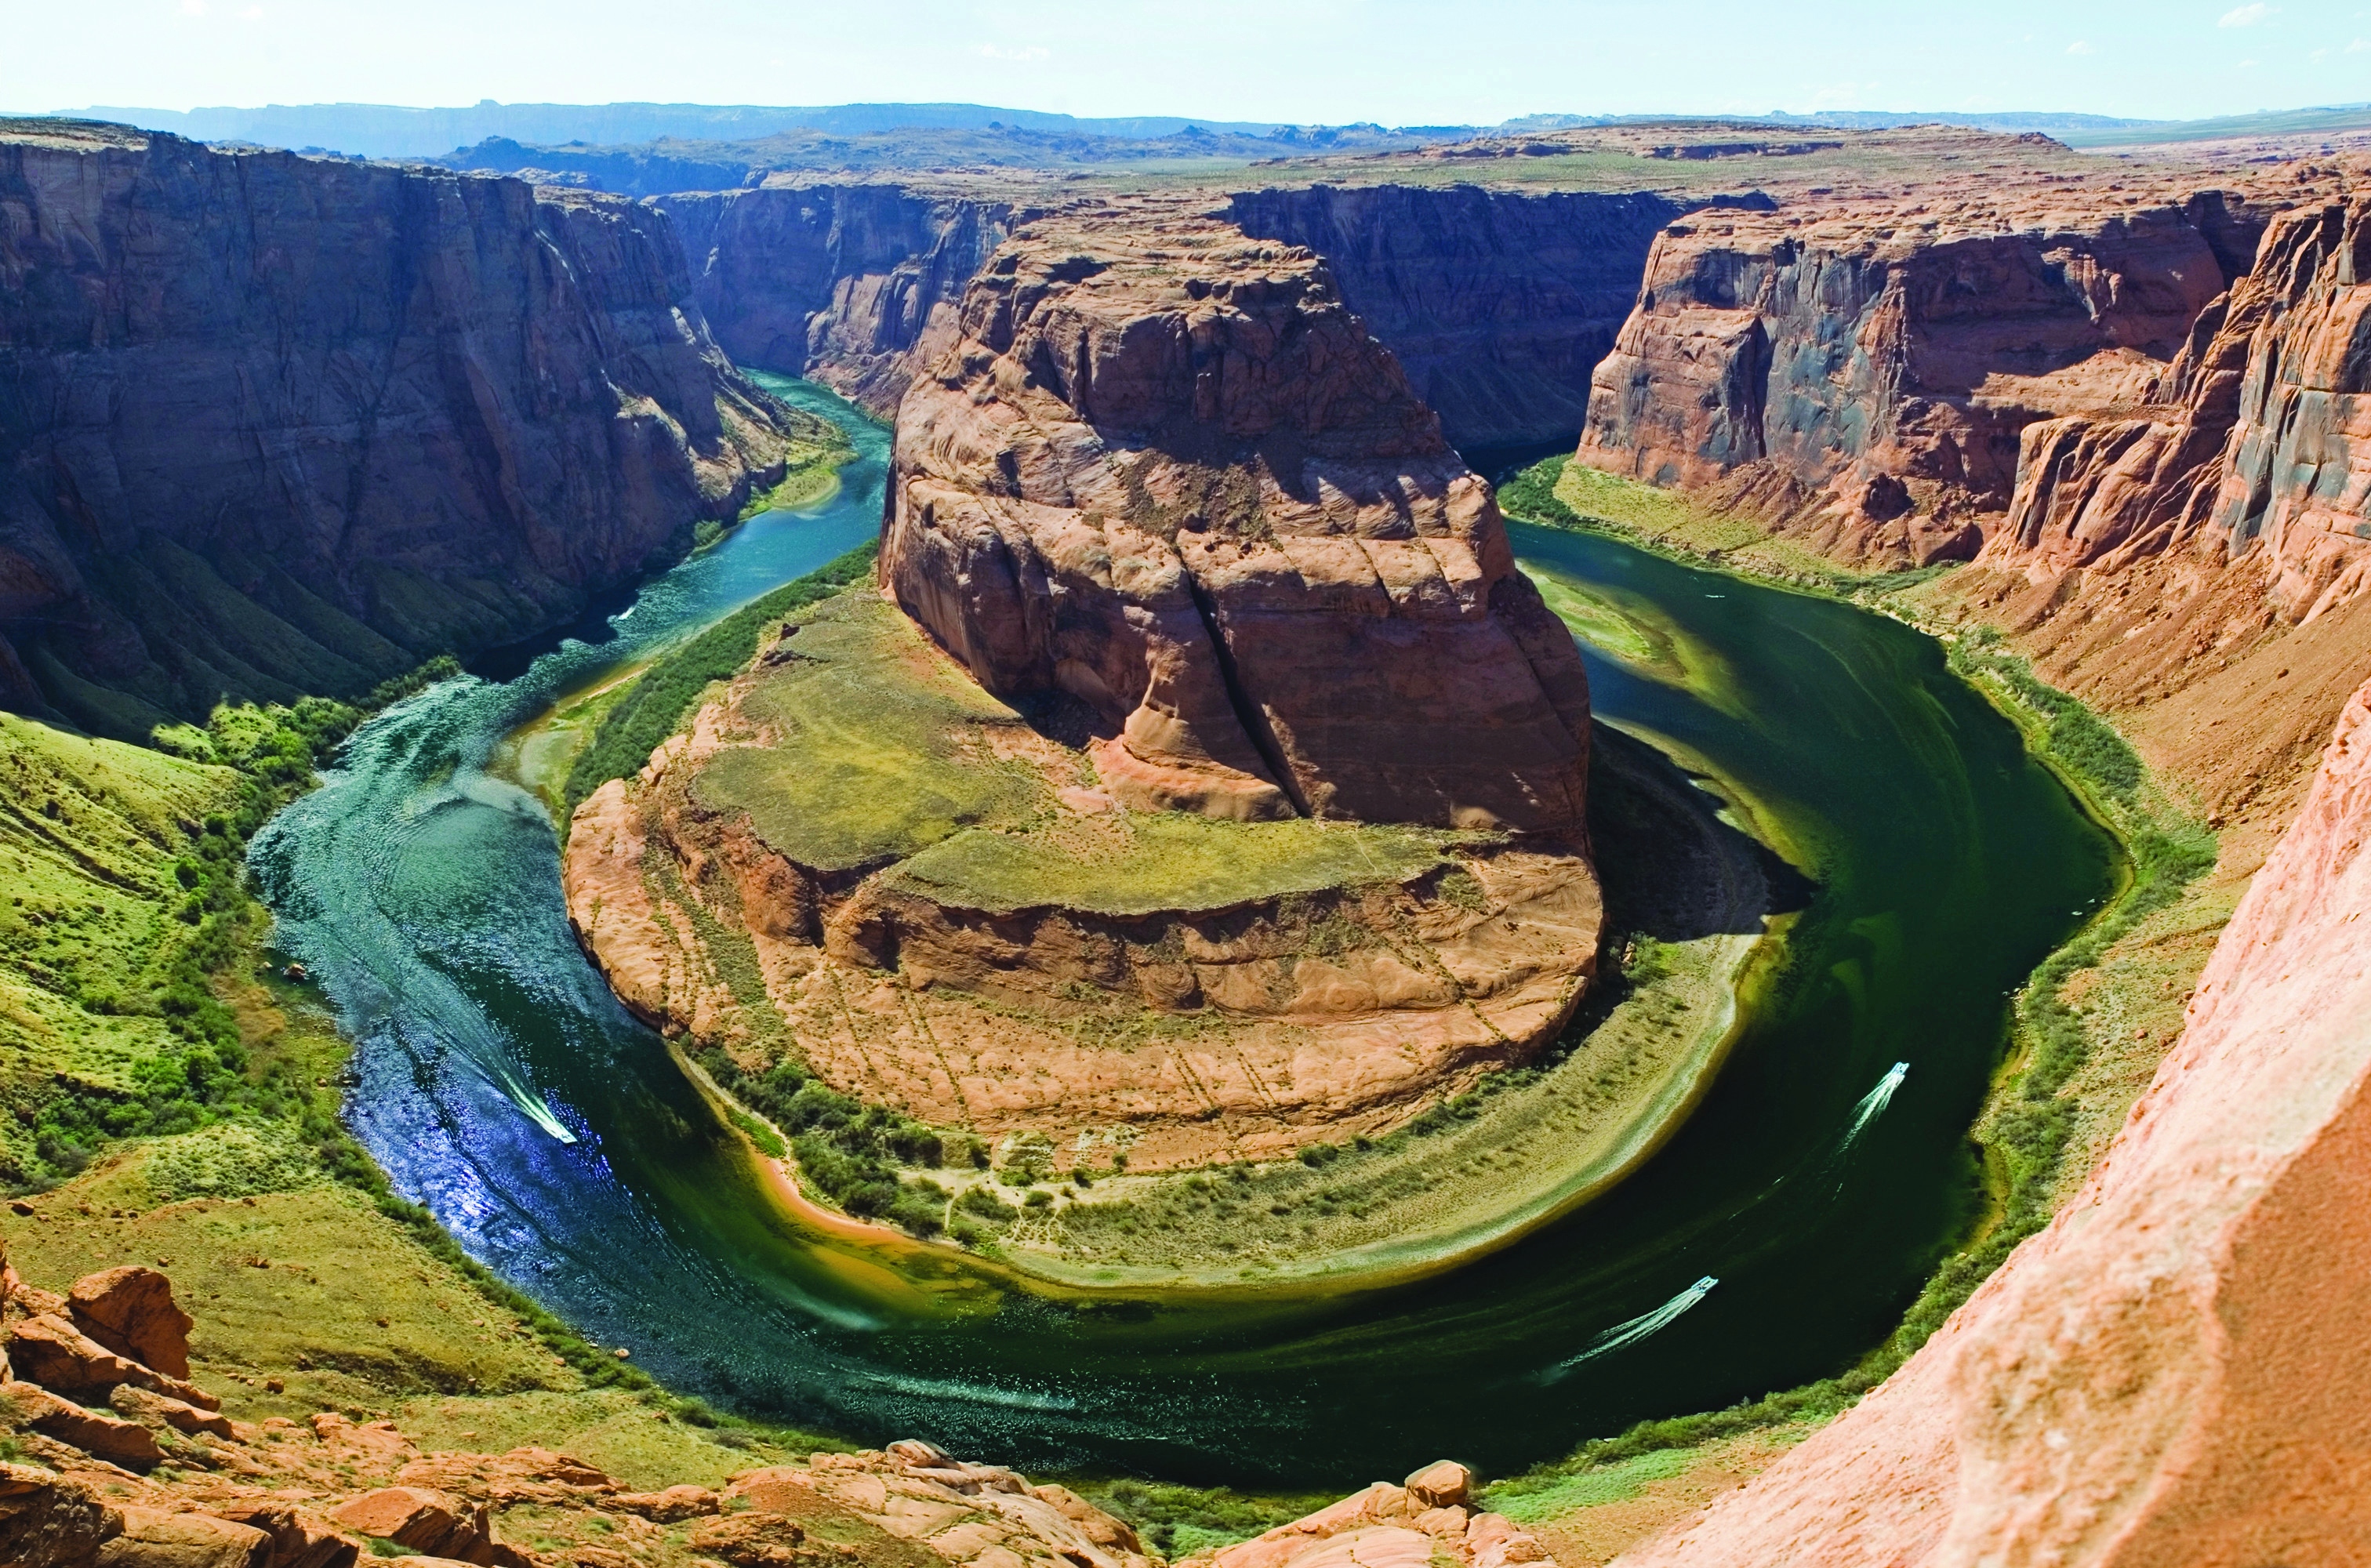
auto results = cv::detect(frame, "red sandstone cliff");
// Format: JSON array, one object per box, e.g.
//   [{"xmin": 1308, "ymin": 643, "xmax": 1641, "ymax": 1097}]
[
  {"xmin": 0, "ymin": 121, "xmax": 792, "ymax": 733},
  {"xmin": 1574, "ymin": 187, "xmax": 2271, "ymax": 564},
  {"xmin": 1992, "ymin": 196, "xmax": 2370, "ymax": 614},
  {"xmin": 883, "ymin": 201, "xmax": 1592, "ymax": 832},
  {"xmin": 1616, "ymin": 669, "xmax": 2371, "ymax": 1565},
  {"xmin": 655, "ymin": 184, "xmax": 1032, "ymax": 413}
]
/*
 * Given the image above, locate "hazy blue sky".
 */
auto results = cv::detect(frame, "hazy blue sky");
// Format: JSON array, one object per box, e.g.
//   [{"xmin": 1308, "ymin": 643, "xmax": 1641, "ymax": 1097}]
[{"xmin": 8, "ymin": 0, "xmax": 2370, "ymax": 124}]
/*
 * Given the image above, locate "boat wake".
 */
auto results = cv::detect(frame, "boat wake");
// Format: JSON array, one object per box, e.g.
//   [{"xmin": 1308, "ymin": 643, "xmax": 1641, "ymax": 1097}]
[
  {"xmin": 1842, "ymin": 1062, "xmax": 1909, "ymax": 1150},
  {"xmin": 1542, "ymin": 1276, "xmax": 1719, "ymax": 1380}
]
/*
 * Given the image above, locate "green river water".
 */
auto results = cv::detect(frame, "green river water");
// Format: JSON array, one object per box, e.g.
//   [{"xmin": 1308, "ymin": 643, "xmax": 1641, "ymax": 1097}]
[{"xmin": 247, "ymin": 386, "xmax": 2119, "ymax": 1489}]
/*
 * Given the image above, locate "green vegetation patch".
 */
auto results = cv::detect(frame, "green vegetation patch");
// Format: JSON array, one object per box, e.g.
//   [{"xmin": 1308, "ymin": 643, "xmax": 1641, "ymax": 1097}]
[
  {"xmin": 695, "ymin": 593, "xmax": 1046, "ymax": 871},
  {"xmin": 1485, "ymin": 1446, "xmax": 1697, "ymax": 1519},
  {"xmin": 0, "ymin": 691, "xmax": 400, "ymax": 1189},
  {"xmin": 893, "ymin": 813, "xmax": 1447, "ymax": 916},
  {"xmin": 561, "ymin": 544, "xmax": 879, "ymax": 818},
  {"xmin": 690, "ymin": 1044, "xmax": 956, "ymax": 1239}
]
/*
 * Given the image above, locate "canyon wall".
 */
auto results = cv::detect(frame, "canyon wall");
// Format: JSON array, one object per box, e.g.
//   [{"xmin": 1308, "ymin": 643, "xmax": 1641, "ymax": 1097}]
[
  {"xmin": 655, "ymin": 184, "xmax": 1032, "ymax": 414},
  {"xmin": 882, "ymin": 200, "xmax": 1593, "ymax": 832},
  {"xmin": 1988, "ymin": 195, "xmax": 2369, "ymax": 612},
  {"xmin": 1225, "ymin": 184, "xmax": 1686, "ymax": 448},
  {"xmin": 662, "ymin": 180, "xmax": 1706, "ymax": 452},
  {"xmin": 1930, "ymin": 193, "xmax": 2371, "ymax": 834},
  {"xmin": 0, "ymin": 122, "xmax": 790, "ymax": 735},
  {"xmin": 1574, "ymin": 187, "xmax": 2273, "ymax": 564},
  {"xmin": 1620, "ymin": 666, "xmax": 2371, "ymax": 1567}
]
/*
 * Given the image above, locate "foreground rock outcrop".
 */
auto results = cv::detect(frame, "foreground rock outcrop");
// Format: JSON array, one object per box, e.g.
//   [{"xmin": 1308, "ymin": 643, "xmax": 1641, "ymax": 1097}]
[
  {"xmin": 1617, "ymin": 669, "xmax": 2371, "ymax": 1565},
  {"xmin": 0, "ymin": 120, "xmax": 793, "ymax": 734},
  {"xmin": 1186, "ymin": 1461, "xmax": 1560, "ymax": 1568},
  {"xmin": 1, "ymin": 1248, "xmax": 1153, "ymax": 1568}
]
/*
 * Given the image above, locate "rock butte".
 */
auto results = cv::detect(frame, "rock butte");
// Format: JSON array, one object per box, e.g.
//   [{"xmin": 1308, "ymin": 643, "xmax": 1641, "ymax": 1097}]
[{"xmin": 565, "ymin": 201, "xmax": 1606, "ymax": 1173}]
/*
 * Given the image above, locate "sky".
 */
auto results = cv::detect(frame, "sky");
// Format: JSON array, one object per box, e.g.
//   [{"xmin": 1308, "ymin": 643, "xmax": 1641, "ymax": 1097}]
[{"xmin": 5, "ymin": 0, "xmax": 2370, "ymax": 125}]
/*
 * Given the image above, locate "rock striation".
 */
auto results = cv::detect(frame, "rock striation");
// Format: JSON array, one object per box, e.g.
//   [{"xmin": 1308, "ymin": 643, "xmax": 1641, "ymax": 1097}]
[
  {"xmin": 1990, "ymin": 194, "xmax": 2371, "ymax": 616},
  {"xmin": 0, "ymin": 120, "xmax": 792, "ymax": 734},
  {"xmin": 1225, "ymin": 185, "xmax": 1685, "ymax": 448},
  {"xmin": 655, "ymin": 184, "xmax": 1033, "ymax": 413},
  {"xmin": 1615, "ymin": 669, "xmax": 2371, "ymax": 1565},
  {"xmin": 1574, "ymin": 187, "xmax": 2271, "ymax": 564},
  {"xmin": 883, "ymin": 201, "xmax": 1592, "ymax": 831}
]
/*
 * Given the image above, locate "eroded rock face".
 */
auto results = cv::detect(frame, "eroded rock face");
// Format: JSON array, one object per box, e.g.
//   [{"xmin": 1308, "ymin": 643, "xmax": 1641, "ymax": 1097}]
[
  {"xmin": 883, "ymin": 203, "xmax": 1592, "ymax": 833},
  {"xmin": 0, "ymin": 121, "xmax": 792, "ymax": 731},
  {"xmin": 1575, "ymin": 186, "xmax": 2276, "ymax": 564},
  {"xmin": 1992, "ymin": 195, "xmax": 2371, "ymax": 619},
  {"xmin": 1617, "ymin": 671, "xmax": 2371, "ymax": 1565},
  {"xmin": 1225, "ymin": 186, "xmax": 1684, "ymax": 448},
  {"xmin": 656, "ymin": 184, "xmax": 1032, "ymax": 413}
]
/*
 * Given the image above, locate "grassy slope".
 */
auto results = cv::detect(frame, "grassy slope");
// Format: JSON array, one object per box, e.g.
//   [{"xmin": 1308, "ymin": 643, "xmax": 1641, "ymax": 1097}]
[
  {"xmin": 559, "ymin": 546, "xmax": 881, "ymax": 822},
  {"xmin": 695, "ymin": 591, "xmax": 1452, "ymax": 912},
  {"xmin": 0, "ymin": 686, "xmax": 836, "ymax": 1480},
  {"xmin": 1476, "ymin": 456, "xmax": 2226, "ymax": 1554},
  {"xmin": 0, "ymin": 714, "xmax": 249, "ymax": 1121}
]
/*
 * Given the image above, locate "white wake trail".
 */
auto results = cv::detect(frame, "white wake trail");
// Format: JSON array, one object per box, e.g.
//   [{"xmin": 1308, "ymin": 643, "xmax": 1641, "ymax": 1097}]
[
  {"xmin": 1842, "ymin": 1061, "xmax": 1909, "ymax": 1149},
  {"xmin": 1545, "ymin": 1276, "xmax": 1719, "ymax": 1379}
]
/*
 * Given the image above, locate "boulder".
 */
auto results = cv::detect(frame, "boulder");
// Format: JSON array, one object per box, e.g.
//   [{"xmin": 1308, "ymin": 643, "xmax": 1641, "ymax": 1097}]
[
  {"xmin": 2, "ymin": 1382, "xmax": 168, "ymax": 1469},
  {"xmin": 108, "ymin": 1386, "xmax": 234, "ymax": 1441},
  {"xmin": 687, "ymin": 1512, "xmax": 812, "ymax": 1568},
  {"xmin": 94, "ymin": 1508, "xmax": 268, "ymax": 1568},
  {"xmin": 70, "ymin": 1270, "xmax": 195, "ymax": 1380},
  {"xmin": 1401, "ymin": 1462, "xmax": 1470, "ymax": 1510},
  {"xmin": 196, "ymin": 1503, "xmax": 360, "ymax": 1568},
  {"xmin": 608, "ymin": 1485, "xmax": 717, "ymax": 1523},
  {"xmin": 0, "ymin": 1461, "xmax": 124, "ymax": 1568},
  {"xmin": 5, "ymin": 1316, "xmax": 220, "ymax": 1410},
  {"xmin": 326, "ymin": 1490, "xmax": 488, "ymax": 1564},
  {"xmin": 1027, "ymin": 1486, "xmax": 1142, "ymax": 1553}
]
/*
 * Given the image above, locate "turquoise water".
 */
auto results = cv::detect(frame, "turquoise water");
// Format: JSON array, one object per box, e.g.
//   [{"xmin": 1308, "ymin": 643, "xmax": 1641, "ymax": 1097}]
[{"xmin": 248, "ymin": 388, "xmax": 2117, "ymax": 1489}]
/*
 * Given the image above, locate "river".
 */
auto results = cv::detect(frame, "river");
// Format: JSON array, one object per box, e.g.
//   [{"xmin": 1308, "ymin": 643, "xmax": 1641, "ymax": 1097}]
[{"xmin": 247, "ymin": 383, "xmax": 2117, "ymax": 1490}]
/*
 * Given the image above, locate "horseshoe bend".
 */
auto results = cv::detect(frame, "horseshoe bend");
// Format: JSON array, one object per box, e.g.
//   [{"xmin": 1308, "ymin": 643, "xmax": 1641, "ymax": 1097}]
[
  {"xmin": 3, "ymin": 65, "xmax": 2371, "ymax": 1568},
  {"xmin": 559, "ymin": 203, "xmax": 1659, "ymax": 1278}
]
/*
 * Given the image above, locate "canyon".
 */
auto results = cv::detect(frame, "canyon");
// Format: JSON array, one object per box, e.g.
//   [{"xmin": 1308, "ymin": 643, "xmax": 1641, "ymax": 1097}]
[
  {"xmin": 5, "ymin": 100, "xmax": 2371, "ymax": 1568},
  {"xmin": 0, "ymin": 121, "xmax": 797, "ymax": 738}
]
